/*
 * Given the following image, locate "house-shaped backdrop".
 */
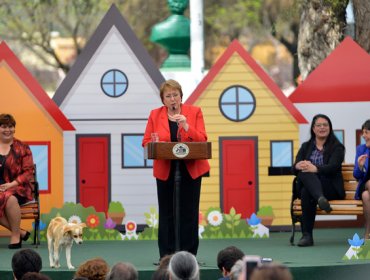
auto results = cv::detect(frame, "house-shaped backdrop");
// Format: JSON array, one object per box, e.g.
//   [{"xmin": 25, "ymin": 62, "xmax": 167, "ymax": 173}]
[
  {"xmin": 53, "ymin": 4, "xmax": 164, "ymax": 224},
  {"xmin": 289, "ymin": 37, "xmax": 370, "ymax": 163},
  {"xmin": 186, "ymin": 40, "xmax": 307, "ymax": 226},
  {"xmin": 0, "ymin": 41, "xmax": 75, "ymax": 231}
]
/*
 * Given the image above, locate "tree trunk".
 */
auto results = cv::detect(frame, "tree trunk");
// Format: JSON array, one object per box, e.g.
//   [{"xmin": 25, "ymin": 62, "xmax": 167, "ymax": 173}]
[
  {"xmin": 352, "ymin": 0, "xmax": 370, "ymax": 52},
  {"xmin": 297, "ymin": 0, "xmax": 348, "ymax": 80}
]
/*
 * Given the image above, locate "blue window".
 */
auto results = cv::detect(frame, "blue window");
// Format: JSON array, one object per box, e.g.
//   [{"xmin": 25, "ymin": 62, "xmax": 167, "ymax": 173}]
[
  {"xmin": 271, "ymin": 141, "xmax": 293, "ymax": 167},
  {"xmin": 29, "ymin": 143, "xmax": 50, "ymax": 192},
  {"xmin": 219, "ymin": 85, "xmax": 256, "ymax": 122},
  {"xmin": 333, "ymin": 130, "xmax": 344, "ymax": 145},
  {"xmin": 268, "ymin": 140, "xmax": 293, "ymax": 176},
  {"xmin": 122, "ymin": 134, "xmax": 153, "ymax": 168},
  {"xmin": 101, "ymin": 69, "xmax": 128, "ymax": 97}
]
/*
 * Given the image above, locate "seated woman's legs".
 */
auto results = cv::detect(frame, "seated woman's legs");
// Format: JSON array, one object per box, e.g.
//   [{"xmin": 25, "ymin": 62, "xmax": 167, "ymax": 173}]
[
  {"xmin": 297, "ymin": 172, "xmax": 331, "ymax": 246},
  {"xmin": 362, "ymin": 180, "xmax": 370, "ymax": 239},
  {"xmin": 297, "ymin": 172, "xmax": 332, "ymax": 212},
  {"xmin": 4, "ymin": 195, "xmax": 21, "ymax": 244},
  {"xmin": 298, "ymin": 187, "xmax": 316, "ymax": 246}
]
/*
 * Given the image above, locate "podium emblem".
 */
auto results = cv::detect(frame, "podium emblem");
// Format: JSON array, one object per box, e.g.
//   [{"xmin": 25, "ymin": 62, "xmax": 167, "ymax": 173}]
[{"xmin": 172, "ymin": 143, "xmax": 190, "ymax": 158}]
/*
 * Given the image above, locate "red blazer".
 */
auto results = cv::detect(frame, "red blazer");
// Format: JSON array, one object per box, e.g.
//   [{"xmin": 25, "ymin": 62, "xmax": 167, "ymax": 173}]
[{"xmin": 142, "ymin": 104, "xmax": 210, "ymax": 181}]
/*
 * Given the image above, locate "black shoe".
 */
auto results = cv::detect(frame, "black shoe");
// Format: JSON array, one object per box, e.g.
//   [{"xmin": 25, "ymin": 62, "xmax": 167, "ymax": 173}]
[
  {"xmin": 153, "ymin": 260, "xmax": 160, "ymax": 266},
  {"xmin": 297, "ymin": 234, "xmax": 314, "ymax": 247},
  {"xmin": 318, "ymin": 196, "xmax": 332, "ymax": 213},
  {"xmin": 8, "ymin": 238, "xmax": 22, "ymax": 249},
  {"xmin": 22, "ymin": 231, "xmax": 31, "ymax": 242}
]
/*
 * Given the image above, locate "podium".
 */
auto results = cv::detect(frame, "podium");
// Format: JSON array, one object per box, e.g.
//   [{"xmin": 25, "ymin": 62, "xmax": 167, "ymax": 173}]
[{"xmin": 145, "ymin": 142, "xmax": 212, "ymax": 251}]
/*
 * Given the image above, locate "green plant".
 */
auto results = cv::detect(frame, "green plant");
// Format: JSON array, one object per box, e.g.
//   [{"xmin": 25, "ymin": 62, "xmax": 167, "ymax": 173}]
[
  {"xmin": 108, "ymin": 201, "xmax": 125, "ymax": 213},
  {"xmin": 257, "ymin": 206, "xmax": 274, "ymax": 216}
]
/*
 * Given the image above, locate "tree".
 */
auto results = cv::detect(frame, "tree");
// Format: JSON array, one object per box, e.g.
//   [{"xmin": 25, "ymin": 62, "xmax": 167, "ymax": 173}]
[
  {"xmin": 352, "ymin": 0, "xmax": 370, "ymax": 52},
  {"xmin": 0, "ymin": 0, "xmax": 106, "ymax": 73},
  {"xmin": 297, "ymin": 0, "xmax": 349, "ymax": 80},
  {"xmin": 260, "ymin": 0, "xmax": 300, "ymax": 83}
]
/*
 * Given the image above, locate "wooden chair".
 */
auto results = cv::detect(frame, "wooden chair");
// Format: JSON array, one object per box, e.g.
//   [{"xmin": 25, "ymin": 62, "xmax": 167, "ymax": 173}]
[{"xmin": 20, "ymin": 164, "xmax": 40, "ymax": 246}]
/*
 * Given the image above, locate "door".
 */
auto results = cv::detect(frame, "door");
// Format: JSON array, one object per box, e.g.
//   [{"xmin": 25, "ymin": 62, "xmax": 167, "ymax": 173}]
[
  {"xmin": 77, "ymin": 135, "xmax": 110, "ymax": 213},
  {"xmin": 221, "ymin": 137, "xmax": 257, "ymax": 218}
]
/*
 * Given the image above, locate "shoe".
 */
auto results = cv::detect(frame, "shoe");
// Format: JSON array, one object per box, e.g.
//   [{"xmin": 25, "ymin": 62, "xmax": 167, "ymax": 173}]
[
  {"xmin": 153, "ymin": 260, "xmax": 160, "ymax": 266},
  {"xmin": 297, "ymin": 234, "xmax": 314, "ymax": 247},
  {"xmin": 8, "ymin": 238, "xmax": 22, "ymax": 249},
  {"xmin": 318, "ymin": 196, "xmax": 332, "ymax": 213},
  {"xmin": 22, "ymin": 231, "xmax": 31, "ymax": 242}
]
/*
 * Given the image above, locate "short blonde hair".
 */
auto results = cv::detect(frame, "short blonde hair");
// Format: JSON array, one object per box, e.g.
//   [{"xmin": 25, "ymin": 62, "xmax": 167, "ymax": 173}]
[{"xmin": 159, "ymin": 79, "xmax": 183, "ymax": 103}]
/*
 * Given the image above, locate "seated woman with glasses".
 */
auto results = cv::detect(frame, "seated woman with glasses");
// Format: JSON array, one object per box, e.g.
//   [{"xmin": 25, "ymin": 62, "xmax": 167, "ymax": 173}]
[
  {"xmin": 0, "ymin": 114, "xmax": 35, "ymax": 249},
  {"xmin": 292, "ymin": 114, "xmax": 345, "ymax": 247}
]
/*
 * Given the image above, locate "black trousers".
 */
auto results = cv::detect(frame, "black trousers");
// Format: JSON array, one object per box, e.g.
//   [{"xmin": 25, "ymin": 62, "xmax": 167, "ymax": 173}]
[
  {"xmin": 156, "ymin": 161, "xmax": 201, "ymax": 258},
  {"xmin": 297, "ymin": 172, "xmax": 340, "ymax": 235}
]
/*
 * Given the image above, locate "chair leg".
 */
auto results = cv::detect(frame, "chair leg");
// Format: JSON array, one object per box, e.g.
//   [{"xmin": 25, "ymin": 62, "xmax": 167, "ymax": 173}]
[
  {"xmin": 290, "ymin": 220, "xmax": 296, "ymax": 245},
  {"xmin": 34, "ymin": 219, "xmax": 40, "ymax": 247}
]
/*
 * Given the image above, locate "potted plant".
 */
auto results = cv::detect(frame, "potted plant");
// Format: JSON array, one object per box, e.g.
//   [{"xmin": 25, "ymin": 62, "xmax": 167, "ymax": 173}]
[
  {"xmin": 257, "ymin": 206, "xmax": 275, "ymax": 226},
  {"xmin": 107, "ymin": 201, "xmax": 125, "ymax": 225}
]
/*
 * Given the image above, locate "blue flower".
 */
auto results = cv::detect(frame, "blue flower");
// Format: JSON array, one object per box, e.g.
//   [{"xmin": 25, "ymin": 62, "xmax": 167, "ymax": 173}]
[
  {"xmin": 348, "ymin": 233, "xmax": 364, "ymax": 247},
  {"xmin": 247, "ymin": 213, "xmax": 261, "ymax": 226}
]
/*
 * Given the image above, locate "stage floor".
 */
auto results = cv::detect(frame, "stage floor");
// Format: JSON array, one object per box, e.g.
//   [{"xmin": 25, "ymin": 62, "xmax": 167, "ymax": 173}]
[{"xmin": 1, "ymin": 227, "xmax": 369, "ymax": 280}]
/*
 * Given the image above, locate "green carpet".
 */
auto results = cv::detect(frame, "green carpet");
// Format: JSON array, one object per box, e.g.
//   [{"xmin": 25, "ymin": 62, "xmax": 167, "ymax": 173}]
[{"xmin": 1, "ymin": 227, "xmax": 369, "ymax": 280}]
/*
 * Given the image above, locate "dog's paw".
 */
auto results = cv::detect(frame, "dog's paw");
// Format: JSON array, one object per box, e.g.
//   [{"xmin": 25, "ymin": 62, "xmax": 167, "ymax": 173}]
[{"xmin": 68, "ymin": 265, "xmax": 75, "ymax": 270}]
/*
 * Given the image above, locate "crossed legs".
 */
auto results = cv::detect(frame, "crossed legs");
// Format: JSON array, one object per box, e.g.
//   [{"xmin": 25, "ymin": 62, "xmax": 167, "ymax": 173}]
[
  {"xmin": 362, "ymin": 180, "xmax": 370, "ymax": 239},
  {"xmin": 0, "ymin": 195, "xmax": 22, "ymax": 244}
]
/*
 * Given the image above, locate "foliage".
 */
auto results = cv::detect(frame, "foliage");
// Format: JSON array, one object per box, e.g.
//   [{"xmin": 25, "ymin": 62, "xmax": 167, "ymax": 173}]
[
  {"xmin": 108, "ymin": 201, "xmax": 125, "ymax": 213},
  {"xmin": 0, "ymin": 0, "xmax": 106, "ymax": 73},
  {"xmin": 138, "ymin": 207, "xmax": 158, "ymax": 240},
  {"xmin": 38, "ymin": 202, "xmax": 122, "ymax": 241},
  {"xmin": 202, "ymin": 207, "xmax": 253, "ymax": 239},
  {"xmin": 357, "ymin": 241, "xmax": 370, "ymax": 259},
  {"xmin": 257, "ymin": 206, "xmax": 275, "ymax": 216}
]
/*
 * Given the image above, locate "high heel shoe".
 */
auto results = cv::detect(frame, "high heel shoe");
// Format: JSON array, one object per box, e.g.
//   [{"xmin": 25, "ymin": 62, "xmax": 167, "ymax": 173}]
[
  {"xmin": 22, "ymin": 231, "xmax": 31, "ymax": 242},
  {"xmin": 8, "ymin": 238, "xmax": 22, "ymax": 249}
]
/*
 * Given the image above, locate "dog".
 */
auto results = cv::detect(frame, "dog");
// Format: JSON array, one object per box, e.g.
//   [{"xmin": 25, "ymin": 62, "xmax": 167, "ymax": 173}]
[{"xmin": 47, "ymin": 216, "xmax": 86, "ymax": 269}]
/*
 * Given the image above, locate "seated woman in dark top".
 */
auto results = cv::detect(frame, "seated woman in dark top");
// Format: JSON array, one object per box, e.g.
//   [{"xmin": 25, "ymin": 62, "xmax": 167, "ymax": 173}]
[{"xmin": 293, "ymin": 114, "xmax": 345, "ymax": 247}]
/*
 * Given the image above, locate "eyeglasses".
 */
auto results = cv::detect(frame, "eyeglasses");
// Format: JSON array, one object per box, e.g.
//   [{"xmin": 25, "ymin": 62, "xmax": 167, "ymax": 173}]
[
  {"xmin": 314, "ymin": 123, "xmax": 329, "ymax": 128},
  {"xmin": 164, "ymin": 92, "xmax": 180, "ymax": 99}
]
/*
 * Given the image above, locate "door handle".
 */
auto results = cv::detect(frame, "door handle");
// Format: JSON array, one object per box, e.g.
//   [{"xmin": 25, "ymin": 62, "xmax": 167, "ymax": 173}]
[
  {"xmin": 82, "ymin": 179, "xmax": 86, "ymax": 184},
  {"xmin": 248, "ymin": 181, "xmax": 253, "ymax": 185}
]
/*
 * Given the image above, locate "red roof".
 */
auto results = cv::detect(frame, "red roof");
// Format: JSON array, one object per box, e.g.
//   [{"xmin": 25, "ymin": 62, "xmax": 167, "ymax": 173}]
[
  {"xmin": 186, "ymin": 39, "xmax": 307, "ymax": 123},
  {"xmin": 0, "ymin": 41, "xmax": 74, "ymax": 130},
  {"xmin": 289, "ymin": 37, "xmax": 370, "ymax": 103}
]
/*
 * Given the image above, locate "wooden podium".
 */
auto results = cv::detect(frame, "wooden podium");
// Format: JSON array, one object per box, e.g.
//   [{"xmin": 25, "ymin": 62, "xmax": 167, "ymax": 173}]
[
  {"xmin": 144, "ymin": 142, "xmax": 212, "ymax": 160},
  {"xmin": 144, "ymin": 142, "xmax": 212, "ymax": 251}
]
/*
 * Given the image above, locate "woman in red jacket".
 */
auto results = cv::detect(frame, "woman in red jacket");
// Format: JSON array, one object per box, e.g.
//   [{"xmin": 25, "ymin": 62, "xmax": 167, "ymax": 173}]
[
  {"xmin": 142, "ymin": 79, "xmax": 210, "ymax": 259},
  {"xmin": 0, "ymin": 114, "xmax": 34, "ymax": 249}
]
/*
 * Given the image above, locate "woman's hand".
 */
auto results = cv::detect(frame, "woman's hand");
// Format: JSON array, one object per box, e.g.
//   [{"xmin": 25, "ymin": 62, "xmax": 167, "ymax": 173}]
[
  {"xmin": 0, "ymin": 181, "xmax": 18, "ymax": 192},
  {"xmin": 172, "ymin": 114, "xmax": 189, "ymax": 131},
  {"xmin": 296, "ymin": 160, "xmax": 317, "ymax": 173},
  {"xmin": 358, "ymin": 154, "xmax": 368, "ymax": 171}
]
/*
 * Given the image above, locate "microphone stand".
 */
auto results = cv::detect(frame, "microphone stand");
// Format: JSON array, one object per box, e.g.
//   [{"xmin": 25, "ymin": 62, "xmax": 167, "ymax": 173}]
[{"xmin": 174, "ymin": 125, "xmax": 181, "ymax": 252}]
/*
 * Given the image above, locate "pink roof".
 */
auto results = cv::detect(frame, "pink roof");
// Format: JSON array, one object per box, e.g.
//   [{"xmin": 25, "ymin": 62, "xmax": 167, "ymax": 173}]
[
  {"xmin": 186, "ymin": 39, "xmax": 307, "ymax": 124},
  {"xmin": 289, "ymin": 37, "xmax": 370, "ymax": 103},
  {"xmin": 0, "ymin": 41, "xmax": 74, "ymax": 130}
]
